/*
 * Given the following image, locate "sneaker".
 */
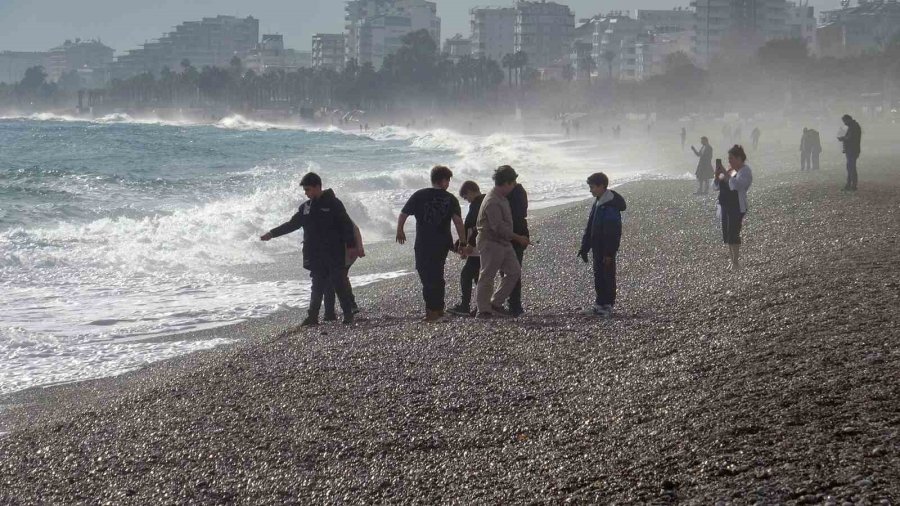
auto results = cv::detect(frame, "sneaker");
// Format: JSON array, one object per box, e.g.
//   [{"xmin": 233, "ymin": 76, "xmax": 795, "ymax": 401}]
[
  {"xmin": 301, "ymin": 316, "xmax": 319, "ymax": 327},
  {"xmin": 323, "ymin": 313, "xmax": 338, "ymax": 322},
  {"xmin": 508, "ymin": 306, "xmax": 525, "ymax": 317},
  {"xmin": 350, "ymin": 303, "xmax": 360, "ymax": 315},
  {"xmin": 447, "ymin": 304, "xmax": 473, "ymax": 317},
  {"xmin": 580, "ymin": 304, "xmax": 604, "ymax": 316},
  {"xmin": 599, "ymin": 305, "xmax": 614, "ymax": 318},
  {"xmin": 342, "ymin": 313, "xmax": 354, "ymax": 325},
  {"xmin": 491, "ymin": 304, "xmax": 512, "ymax": 317}
]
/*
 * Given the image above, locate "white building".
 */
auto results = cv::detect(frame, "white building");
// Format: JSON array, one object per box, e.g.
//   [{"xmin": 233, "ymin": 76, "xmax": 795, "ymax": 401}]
[
  {"xmin": 312, "ymin": 34, "xmax": 345, "ymax": 71},
  {"xmin": 345, "ymin": 0, "xmax": 441, "ymax": 69},
  {"xmin": 636, "ymin": 8, "xmax": 695, "ymax": 34},
  {"xmin": 444, "ymin": 34, "xmax": 472, "ymax": 62},
  {"xmin": 787, "ymin": 2, "xmax": 817, "ymax": 54},
  {"xmin": 593, "ymin": 16, "xmax": 646, "ymax": 79},
  {"xmin": 514, "ymin": 1, "xmax": 575, "ymax": 69},
  {"xmin": 692, "ymin": 0, "xmax": 790, "ymax": 67},
  {"xmin": 470, "ymin": 7, "xmax": 517, "ymax": 62},
  {"xmin": 244, "ymin": 34, "xmax": 312, "ymax": 73},
  {"xmin": 818, "ymin": 0, "xmax": 900, "ymax": 58}
]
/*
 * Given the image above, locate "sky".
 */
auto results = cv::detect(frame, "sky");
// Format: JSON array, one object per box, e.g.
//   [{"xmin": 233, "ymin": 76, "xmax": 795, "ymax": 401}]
[{"xmin": 0, "ymin": 0, "xmax": 841, "ymax": 54}]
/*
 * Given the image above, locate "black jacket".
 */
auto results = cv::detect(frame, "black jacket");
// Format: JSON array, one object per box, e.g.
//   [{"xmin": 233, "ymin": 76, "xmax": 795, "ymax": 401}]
[
  {"xmin": 841, "ymin": 119, "xmax": 862, "ymax": 156},
  {"xmin": 508, "ymin": 184, "xmax": 530, "ymax": 238},
  {"xmin": 269, "ymin": 189, "xmax": 356, "ymax": 271},
  {"xmin": 464, "ymin": 194, "xmax": 485, "ymax": 246},
  {"xmin": 580, "ymin": 190, "xmax": 626, "ymax": 258}
]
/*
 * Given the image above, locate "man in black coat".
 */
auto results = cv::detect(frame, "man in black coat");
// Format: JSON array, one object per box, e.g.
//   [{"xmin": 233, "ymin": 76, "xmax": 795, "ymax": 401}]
[
  {"xmin": 838, "ymin": 114, "xmax": 862, "ymax": 191},
  {"xmin": 261, "ymin": 172, "xmax": 358, "ymax": 326},
  {"xmin": 505, "ymin": 180, "xmax": 529, "ymax": 316}
]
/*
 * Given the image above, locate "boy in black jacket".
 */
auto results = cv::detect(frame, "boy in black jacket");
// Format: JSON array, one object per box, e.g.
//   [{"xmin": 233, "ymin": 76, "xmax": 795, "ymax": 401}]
[
  {"xmin": 260, "ymin": 172, "xmax": 358, "ymax": 326},
  {"xmin": 448, "ymin": 181, "xmax": 484, "ymax": 317},
  {"xmin": 578, "ymin": 172, "xmax": 626, "ymax": 318}
]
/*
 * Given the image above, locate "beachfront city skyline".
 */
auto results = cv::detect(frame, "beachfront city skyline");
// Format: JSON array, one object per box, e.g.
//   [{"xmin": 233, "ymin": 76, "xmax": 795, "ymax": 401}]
[{"xmin": 0, "ymin": 0, "xmax": 841, "ymax": 54}]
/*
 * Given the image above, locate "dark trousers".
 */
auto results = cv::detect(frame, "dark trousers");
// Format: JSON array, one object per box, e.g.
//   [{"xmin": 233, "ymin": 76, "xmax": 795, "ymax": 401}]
[
  {"xmin": 812, "ymin": 151, "xmax": 820, "ymax": 170},
  {"xmin": 324, "ymin": 267, "xmax": 357, "ymax": 317},
  {"xmin": 507, "ymin": 243, "xmax": 525, "ymax": 312},
  {"xmin": 593, "ymin": 253, "xmax": 617, "ymax": 307},
  {"xmin": 721, "ymin": 209, "xmax": 745, "ymax": 245},
  {"xmin": 801, "ymin": 151, "xmax": 811, "ymax": 171},
  {"xmin": 846, "ymin": 154, "xmax": 859, "ymax": 189},
  {"xmin": 415, "ymin": 247, "xmax": 449, "ymax": 311},
  {"xmin": 459, "ymin": 256, "xmax": 480, "ymax": 309},
  {"xmin": 309, "ymin": 266, "xmax": 353, "ymax": 318}
]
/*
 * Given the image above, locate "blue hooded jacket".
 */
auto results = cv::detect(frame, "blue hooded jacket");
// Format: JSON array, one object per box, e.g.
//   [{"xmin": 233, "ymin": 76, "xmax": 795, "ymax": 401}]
[{"xmin": 580, "ymin": 190, "xmax": 626, "ymax": 258}]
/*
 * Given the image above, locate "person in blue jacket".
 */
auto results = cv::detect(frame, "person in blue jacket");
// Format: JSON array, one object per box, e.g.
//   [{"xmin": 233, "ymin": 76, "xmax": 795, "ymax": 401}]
[{"xmin": 578, "ymin": 172, "xmax": 627, "ymax": 318}]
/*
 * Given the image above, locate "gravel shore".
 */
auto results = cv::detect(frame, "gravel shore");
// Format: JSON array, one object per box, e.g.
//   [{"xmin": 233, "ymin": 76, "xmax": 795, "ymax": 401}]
[{"xmin": 1, "ymin": 151, "xmax": 898, "ymax": 504}]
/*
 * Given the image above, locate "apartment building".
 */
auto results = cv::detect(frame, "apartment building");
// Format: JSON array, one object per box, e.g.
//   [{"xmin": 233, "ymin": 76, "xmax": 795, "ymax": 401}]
[
  {"xmin": 693, "ymin": 0, "xmax": 789, "ymax": 66},
  {"xmin": 312, "ymin": 34, "xmax": 346, "ymax": 71},
  {"xmin": 514, "ymin": 1, "xmax": 575, "ymax": 68},
  {"xmin": 345, "ymin": 0, "xmax": 441, "ymax": 69},
  {"xmin": 470, "ymin": 7, "xmax": 517, "ymax": 62}
]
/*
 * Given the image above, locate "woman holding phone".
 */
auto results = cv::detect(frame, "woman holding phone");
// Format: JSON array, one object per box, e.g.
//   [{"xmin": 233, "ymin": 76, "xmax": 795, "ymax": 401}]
[{"xmin": 715, "ymin": 145, "xmax": 753, "ymax": 269}]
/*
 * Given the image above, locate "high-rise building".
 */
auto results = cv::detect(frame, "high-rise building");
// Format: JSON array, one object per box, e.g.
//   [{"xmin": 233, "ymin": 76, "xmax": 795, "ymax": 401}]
[
  {"xmin": 593, "ymin": 15, "xmax": 646, "ymax": 79},
  {"xmin": 635, "ymin": 8, "xmax": 696, "ymax": 34},
  {"xmin": 344, "ymin": 0, "xmax": 441, "ymax": 69},
  {"xmin": 470, "ymin": 7, "xmax": 517, "ymax": 62},
  {"xmin": 692, "ymin": 0, "xmax": 789, "ymax": 66},
  {"xmin": 312, "ymin": 34, "xmax": 346, "ymax": 71},
  {"xmin": 0, "ymin": 51, "xmax": 49, "ymax": 84},
  {"xmin": 111, "ymin": 15, "xmax": 259, "ymax": 79},
  {"xmin": 787, "ymin": 2, "xmax": 817, "ymax": 54},
  {"xmin": 243, "ymin": 35, "xmax": 311, "ymax": 73},
  {"xmin": 47, "ymin": 39, "xmax": 114, "ymax": 82},
  {"xmin": 444, "ymin": 34, "xmax": 472, "ymax": 62},
  {"xmin": 514, "ymin": 1, "xmax": 575, "ymax": 68},
  {"xmin": 818, "ymin": 1, "xmax": 900, "ymax": 58}
]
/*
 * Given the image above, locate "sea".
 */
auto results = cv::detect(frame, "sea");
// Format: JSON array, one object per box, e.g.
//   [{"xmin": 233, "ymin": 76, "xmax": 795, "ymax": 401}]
[{"xmin": 0, "ymin": 112, "xmax": 688, "ymax": 395}]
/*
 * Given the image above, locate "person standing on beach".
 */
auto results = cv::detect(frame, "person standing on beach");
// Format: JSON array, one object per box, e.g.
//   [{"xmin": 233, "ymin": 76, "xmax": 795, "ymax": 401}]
[
  {"xmin": 578, "ymin": 172, "xmax": 627, "ymax": 318},
  {"xmin": 809, "ymin": 129, "xmax": 822, "ymax": 171},
  {"xmin": 751, "ymin": 127, "xmax": 761, "ymax": 151},
  {"xmin": 800, "ymin": 128, "xmax": 812, "ymax": 171},
  {"xmin": 260, "ymin": 172, "xmax": 358, "ymax": 326},
  {"xmin": 396, "ymin": 166, "xmax": 466, "ymax": 322},
  {"xmin": 323, "ymin": 221, "xmax": 364, "ymax": 321},
  {"xmin": 680, "ymin": 127, "xmax": 687, "ymax": 150},
  {"xmin": 691, "ymin": 137, "xmax": 714, "ymax": 195},
  {"xmin": 448, "ymin": 181, "xmax": 484, "ymax": 317},
  {"xmin": 505, "ymin": 180, "xmax": 530, "ymax": 316},
  {"xmin": 475, "ymin": 166, "xmax": 530, "ymax": 319},
  {"xmin": 715, "ymin": 146, "xmax": 753, "ymax": 270},
  {"xmin": 838, "ymin": 114, "xmax": 862, "ymax": 191}
]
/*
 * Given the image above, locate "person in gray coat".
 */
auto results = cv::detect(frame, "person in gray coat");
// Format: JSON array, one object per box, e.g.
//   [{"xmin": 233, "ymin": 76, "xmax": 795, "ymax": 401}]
[{"xmin": 691, "ymin": 136, "xmax": 714, "ymax": 195}]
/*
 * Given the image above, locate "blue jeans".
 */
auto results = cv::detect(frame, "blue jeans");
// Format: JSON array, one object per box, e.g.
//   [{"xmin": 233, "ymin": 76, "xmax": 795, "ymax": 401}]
[{"xmin": 846, "ymin": 154, "xmax": 858, "ymax": 189}]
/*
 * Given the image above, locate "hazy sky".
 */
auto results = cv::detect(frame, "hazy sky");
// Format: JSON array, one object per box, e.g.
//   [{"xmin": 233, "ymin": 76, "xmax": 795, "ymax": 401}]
[{"xmin": 0, "ymin": 0, "xmax": 840, "ymax": 54}]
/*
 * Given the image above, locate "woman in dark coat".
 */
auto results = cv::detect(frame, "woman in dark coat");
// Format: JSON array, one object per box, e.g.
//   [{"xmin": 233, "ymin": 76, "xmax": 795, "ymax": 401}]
[{"xmin": 691, "ymin": 136, "xmax": 714, "ymax": 195}]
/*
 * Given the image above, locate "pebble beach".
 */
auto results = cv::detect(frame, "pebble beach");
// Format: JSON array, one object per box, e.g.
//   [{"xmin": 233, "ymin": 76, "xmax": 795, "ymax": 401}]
[{"xmin": 1, "ymin": 147, "xmax": 898, "ymax": 503}]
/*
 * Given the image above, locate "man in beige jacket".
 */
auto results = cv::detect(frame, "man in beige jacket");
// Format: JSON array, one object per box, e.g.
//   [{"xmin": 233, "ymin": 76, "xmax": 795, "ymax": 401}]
[{"xmin": 475, "ymin": 166, "xmax": 531, "ymax": 318}]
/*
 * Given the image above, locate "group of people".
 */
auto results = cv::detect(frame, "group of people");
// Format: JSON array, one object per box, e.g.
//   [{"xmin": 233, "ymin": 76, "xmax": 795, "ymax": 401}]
[
  {"xmin": 259, "ymin": 113, "xmax": 867, "ymax": 324},
  {"xmin": 261, "ymin": 164, "xmax": 628, "ymax": 324}
]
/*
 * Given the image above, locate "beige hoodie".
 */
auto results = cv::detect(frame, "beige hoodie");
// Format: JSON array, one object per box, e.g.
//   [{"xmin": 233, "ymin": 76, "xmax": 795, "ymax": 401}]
[{"xmin": 476, "ymin": 188, "xmax": 514, "ymax": 246}]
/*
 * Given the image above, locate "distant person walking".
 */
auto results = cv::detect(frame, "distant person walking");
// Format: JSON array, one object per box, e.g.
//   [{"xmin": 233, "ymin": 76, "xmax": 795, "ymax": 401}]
[
  {"xmin": 800, "ymin": 128, "xmax": 812, "ymax": 171},
  {"xmin": 691, "ymin": 136, "xmax": 714, "ymax": 195},
  {"xmin": 396, "ymin": 166, "xmax": 466, "ymax": 321},
  {"xmin": 448, "ymin": 181, "xmax": 485, "ymax": 317},
  {"xmin": 751, "ymin": 127, "xmax": 761, "ymax": 150},
  {"xmin": 260, "ymin": 173, "xmax": 358, "ymax": 326},
  {"xmin": 680, "ymin": 127, "xmax": 687, "ymax": 150},
  {"xmin": 838, "ymin": 114, "xmax": 862, "ymax": 191},
  {"xmin": 808, "ymin": 129, "xmax": 822, "ymax": 170},
  {"xmin": 715, "ymin": 146, "xmax": 753, "ymax": 270},
  {"xmin": 505, "ymin": 181, "xmax": 530, "ymax": 316},
  {"xmin": 578, "ymin": 172, "xmax": 626, "ymax": 318},
  {"xmin": 474, "ymin": 166, "xmax": 530, "ymax": 319}
]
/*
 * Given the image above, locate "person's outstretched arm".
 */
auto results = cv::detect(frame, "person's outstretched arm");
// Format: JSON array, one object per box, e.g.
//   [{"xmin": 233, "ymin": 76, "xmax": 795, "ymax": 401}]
[
  {"xmin": 691, "ymin": 146, "xmax": 700, "ymax": 157},
  {"xmin": 261, "ymin": 208, "xmax": 305, "ymax": 241}
]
